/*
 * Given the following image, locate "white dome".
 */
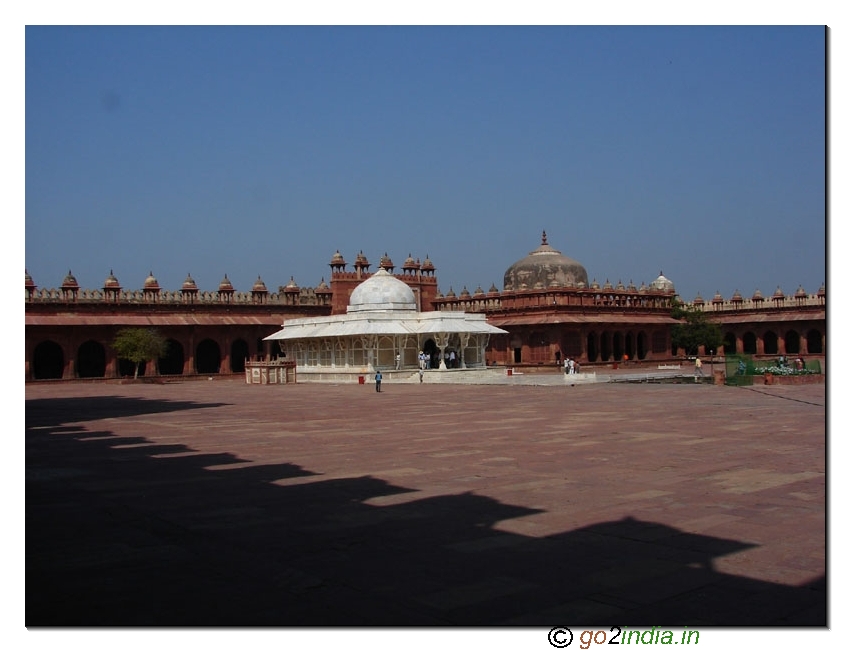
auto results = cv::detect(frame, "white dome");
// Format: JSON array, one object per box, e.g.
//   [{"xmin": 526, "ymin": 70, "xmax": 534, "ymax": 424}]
[
  {"xmin": 348, "ymin": 268, "xmax": 417, "ymax": 312},
  {"xmin": 649, "ymin": 271, "xmax": 675, "ymax": 294}
]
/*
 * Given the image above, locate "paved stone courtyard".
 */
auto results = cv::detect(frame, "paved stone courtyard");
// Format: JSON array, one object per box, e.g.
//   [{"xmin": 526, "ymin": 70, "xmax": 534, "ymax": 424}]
[{"xmin": 25, "ymin": 377, "xmax": 826, "ymax": 626}]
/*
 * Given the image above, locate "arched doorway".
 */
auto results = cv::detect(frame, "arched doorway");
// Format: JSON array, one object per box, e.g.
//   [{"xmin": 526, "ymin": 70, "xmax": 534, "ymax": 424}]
[
  {"xmin": 636, "ymin": 332, "xmax": 647, "ymax": 360},
  {"xmin": 33, "ymin": 340, "xmax": 63, "ymax": 379},
  {"xmin": 231, "ymin": 339, "xmax": 249, "ymax": 373},
  {"xmin": 723, "ymin": 332, "xmax": 737, "ymax": 355},
  {"xmin": 624, "ymin": 333, "xmax": 634, "ymax": 360},
  {"xmin": 612, "ymin": 332, "xmax": 624, "ymax": 361},
  {"xmin": 743, "ymin": 332, "xmax": 757, "ymax": 355},
  {"xmin": 763, "ymin": 331, "xmax": 778, "ymax": 355},
  {"xmin": 423, "ymin": 338, "xmax": 438, "ymax": 368},
  {"xmin": 784, "ymin": 330, "xmax": 801, "ymax": 355},
  {"xmin": 807, "ymin": 329, "xmax": 823, "ymax": 354},
  {"xmin": 77, "ymin": 340, "xmax": 106, "ymax": 378},
  {"xmin": 586, "ymin": 333, "xmax": 597, "ymax": 362},
  {"xmin": 160, "ymin": 339, "xmax": 184, "ymax": 375},
  {"xmin": 600, "ymin": 332, "xmax": 611, "ymax": 362},
  {"xmin": 196, "ymin": 339, "xmax": 221, "ymax": 373}
]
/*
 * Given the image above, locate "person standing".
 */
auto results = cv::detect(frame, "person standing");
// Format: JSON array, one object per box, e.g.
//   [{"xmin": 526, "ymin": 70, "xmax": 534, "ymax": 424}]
[
  {"xmin": 694, "ymin": 356, "xmax": 703, "ymax": 382},
  {"xmin": 395, "ymin": 353, "xmax": 401, "ymax": 370},
  {"xmin": 375, "ymin": 370, "xmax": 382, "ymax": 392}
]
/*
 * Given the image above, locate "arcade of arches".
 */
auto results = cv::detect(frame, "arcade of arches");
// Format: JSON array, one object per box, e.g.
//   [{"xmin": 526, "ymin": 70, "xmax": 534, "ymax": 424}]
[
  {"xmin": 24, "ymin": 235, "xmax": 825, "ymax": 380},
  {"xmin": 29, "ymin": 329, "xmax": 264, "ymax": 381}
]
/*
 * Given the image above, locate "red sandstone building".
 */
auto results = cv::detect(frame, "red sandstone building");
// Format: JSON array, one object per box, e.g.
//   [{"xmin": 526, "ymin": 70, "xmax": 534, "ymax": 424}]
[{"xmin": 24, "ymin": 233, "xmax": 825, "ymax": 380}]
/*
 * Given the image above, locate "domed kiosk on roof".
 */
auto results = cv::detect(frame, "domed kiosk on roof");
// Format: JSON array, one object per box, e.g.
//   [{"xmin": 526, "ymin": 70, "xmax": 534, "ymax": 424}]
[{"xmin": 504, "ymin": 231, "xmax": 589, "ymax": 291}]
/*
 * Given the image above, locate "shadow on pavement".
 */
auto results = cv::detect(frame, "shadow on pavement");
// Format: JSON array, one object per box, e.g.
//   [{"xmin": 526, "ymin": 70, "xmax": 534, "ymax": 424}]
[{"xmin": 26, "ymin": 396, "xmax": 826, "ymax": 626}]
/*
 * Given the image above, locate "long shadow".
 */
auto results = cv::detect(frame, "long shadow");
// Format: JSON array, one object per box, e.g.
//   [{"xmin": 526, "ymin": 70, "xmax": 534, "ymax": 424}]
[
  {"xmin": 26, "ymin": 398, "xmax": 826, "ymax": 626},
  {"xmin": 27, "ymin": 396, "xmax": 231, "ymax": 429}
]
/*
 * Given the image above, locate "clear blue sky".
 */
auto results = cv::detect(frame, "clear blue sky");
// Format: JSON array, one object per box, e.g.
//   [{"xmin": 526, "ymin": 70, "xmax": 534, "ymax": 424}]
[{"xmin": 25, "ymin": 25, "xmax": 826, "ymax": 301}]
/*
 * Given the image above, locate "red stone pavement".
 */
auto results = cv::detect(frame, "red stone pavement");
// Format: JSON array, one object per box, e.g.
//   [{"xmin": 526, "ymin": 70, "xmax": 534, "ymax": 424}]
[{"xmin": 25, "ymin": 377, "xmax": 826, "ymax": 626}]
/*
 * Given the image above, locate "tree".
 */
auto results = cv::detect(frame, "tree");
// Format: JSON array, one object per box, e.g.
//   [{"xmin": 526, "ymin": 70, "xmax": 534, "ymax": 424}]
[
  {"xmin": 112, "ymin": 328, "xmax": 168, "ymax": 379},
  {"xmin": 670, "ymin": 299, "xmax": 723, "ymax": 357}
]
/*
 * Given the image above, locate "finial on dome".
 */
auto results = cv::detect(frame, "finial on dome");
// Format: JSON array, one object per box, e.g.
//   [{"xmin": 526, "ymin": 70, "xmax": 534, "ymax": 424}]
[{"xmin": 541, "ymin": 230, "xmax": 548, "ymax": 245}]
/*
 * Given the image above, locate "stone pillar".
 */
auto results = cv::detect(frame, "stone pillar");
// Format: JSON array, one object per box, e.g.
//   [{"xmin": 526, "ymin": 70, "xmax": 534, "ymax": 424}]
[
  {"xmin": 459, "ymin": 333, "xmax": 470, "ymax": 369},
  {"xmin": 434, "ymin": 332, "xmax": 450, "ymax": 370},
  {"xmin": 63, "ymin": 356, "xmax": 76, "ymax": 380}
]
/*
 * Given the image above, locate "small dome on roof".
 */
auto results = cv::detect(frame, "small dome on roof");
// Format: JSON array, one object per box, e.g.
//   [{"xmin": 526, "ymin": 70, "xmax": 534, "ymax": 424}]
[
  {"xmin": 284, "ymin": 276, "xmax": 300, "ymax": 293},
  {"xmin": 627, "ymin": 279, "xmax": 637, "ymax": 292},
  {"xmin": 649, "ymin": 271, "xmax": 675, "ymax": 294},
  {"xmin": 794, "ymin": 285, "xmax": 807, "ymax": 298},
  {"xmin": 693, "ymin": 293, "xmax": 705, "ymax": 305},
  {"xmin": 354, "ymin": 251, "xmax": 370, "ymax": 268},
  {"xmin": 103, "ymin": 270, "xmax": 121, "ymax": 289},
  {"xmin": 348, "ymin": 268, "xmax": 416, "ymax": 312},
  {"xmin": 460, "ymin": 286, "xmax": 471, "ymax": 298},
  {"xmin": 218, "ymin": 274, "xmax": 235, "ymax": 292},
  {"xmin": 602, "ymin": 279, "xmax": 614, "ymax": 290},
  {"xmin": 772, "ymin": 286, "xmax": 785, "ymax": 299},
  {"xmin": 731, "ymin": 289, "xmax": 743, "ymax": 302},
  {"xmin": 817, "ymin": 283, "xmax": 825, "ymax": 297},
  {"xmin": 473, "ymin": 285, "xmax": 485, "ymax": 296},
  {"xmin": 330, "ymin": 250, "xmax": 346, "ymax": 265},
  {"xmin": 403, "ymin": 254, "xmax": 419, "ymax": 270},
  {"xmin": 379, "ymin": 253, "xmax": 394, "ymax": 270},
  {"xmin": 62, "ymin": 270, "xmax": 79, "ymax": 288},
  {"xmin": 590, "ymin": 278, "xmax": 600, "ymax": 290},
  {"xmin": 421, "ymin": 256, "xmax": 435, "ymax": 271},
  {"xmin": 143, "ymin": 272, "xmax": 159, "ymax": 290},
  {"xmin": 615, "ymin": 279, "xmax": 626, "ymax": 291},
  {"xmin": 445, "ymin": 286, "xmax": 457, "ymax": 298},
  {"xmin": 638, "ymin": 281, "xmax": 648, "ymax": 293},
  {"xmin": 25, "ymin": 270, "xmax": 35, "ymax": 289},
  {"xmin": 488, "ymin": 283, "xmax": 499, "ymax": 295},
  {"xmin": 711, "ymin": 290, "xmax": 723, "ymax": 304},
  {"xmin": 752, "ymin": 289, "xmax": 764, "ymax": 301},
  {"xmin": 252, "ymin": 276, "xmax": 268, "ymax": 293},
  {"xmin": 315, "ymin": 277, "xmax": 331, "ymax": 294},
  {"xmin": 182, "ymin": 274, "xmax": 198, "ymax": 291}
]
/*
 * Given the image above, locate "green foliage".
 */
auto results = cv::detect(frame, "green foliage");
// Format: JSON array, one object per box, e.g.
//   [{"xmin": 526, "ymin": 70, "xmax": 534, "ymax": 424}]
[
  {"xmin": 112, "ymin": 328, "xmax": 168, "ymax": 378},
  {"xmin": 671, "ymin": 302, "xmax": 723, "ymax": 356}
]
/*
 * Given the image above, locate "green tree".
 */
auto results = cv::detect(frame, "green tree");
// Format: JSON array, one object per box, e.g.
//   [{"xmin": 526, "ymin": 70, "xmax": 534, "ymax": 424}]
[
  {"xmin": 670, "ymin": 299, "xmax": 723, "ymax": 356},
  {"xmin": 112, "ymin": 328, "xmax": 168, "ymax": 379}
]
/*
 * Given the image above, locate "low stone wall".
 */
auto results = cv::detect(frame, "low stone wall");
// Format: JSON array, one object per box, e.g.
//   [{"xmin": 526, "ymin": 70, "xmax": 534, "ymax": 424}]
[{"xmin": 754, "ymin": 374, "xmax": 825, "ymax": 386}]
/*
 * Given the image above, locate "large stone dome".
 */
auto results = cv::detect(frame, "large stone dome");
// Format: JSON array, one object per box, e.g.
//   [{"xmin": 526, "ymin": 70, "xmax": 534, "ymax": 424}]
[
  {"xmin": 348, "ymin": 268, "xmax": 417, "ymax": 312},
  {"xmin": 504, "ymin": 231, "xmax": 588, "ymax": 290}
]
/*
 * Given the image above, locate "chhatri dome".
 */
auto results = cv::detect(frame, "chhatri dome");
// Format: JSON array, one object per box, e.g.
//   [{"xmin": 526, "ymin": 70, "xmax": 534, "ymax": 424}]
[
  {"xmin": 504, "ymin": 231, "xmax": 589, "ymax": 290},
  {"xmin": 348, "ymin": 268, "xmax": 417, "ymax": 312}
]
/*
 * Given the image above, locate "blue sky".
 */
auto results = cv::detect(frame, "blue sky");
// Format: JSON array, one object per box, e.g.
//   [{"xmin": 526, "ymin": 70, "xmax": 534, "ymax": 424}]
[{"xmin": 24, "ymin": 24, "xmax": 826, "ymax": 301}]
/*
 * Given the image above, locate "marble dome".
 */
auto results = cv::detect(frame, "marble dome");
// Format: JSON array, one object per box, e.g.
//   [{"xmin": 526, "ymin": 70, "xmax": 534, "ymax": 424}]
[
  {"xmin": 649, "ymin": 271, "xmax": 676, "ymax": 294},
  {"xmin": 503, "ymin": 231, "xmax": 588, "ymax": 291},
  {"xmin": 348, "ymin": 268, "xmax": 417, "ymax": 312}
]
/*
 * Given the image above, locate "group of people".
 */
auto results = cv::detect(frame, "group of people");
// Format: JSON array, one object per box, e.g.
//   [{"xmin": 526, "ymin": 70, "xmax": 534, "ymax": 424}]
[
  {"xmin": 563, "ymin": 357, "xmax": 580, "ymax": 374},
  {"xmin": 777, "ymin": 355, "xmax": 806, "ymax": 370},
  {"xmin": 417, "ymin": 350, "xmax": 459, "ymax": 369}
]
